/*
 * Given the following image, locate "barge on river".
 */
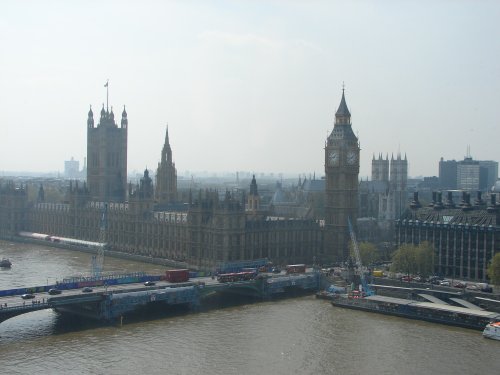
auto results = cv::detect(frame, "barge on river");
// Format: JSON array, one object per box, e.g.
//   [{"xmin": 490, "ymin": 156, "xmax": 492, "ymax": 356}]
[{"xmin": 331, "ymin": 294, "xmax": 499, "ymax": 330}]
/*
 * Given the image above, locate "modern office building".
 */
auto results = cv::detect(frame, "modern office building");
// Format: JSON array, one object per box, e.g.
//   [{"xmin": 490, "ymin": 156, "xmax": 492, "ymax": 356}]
[
  {"xmin": 457, "ymin": 157, "xmax": 480, "ymax": 191},
  {"xmin": 439, "ymin": 156, "xmax": 498, "ymax": 192},
  {"xmin": 64, "ymin": 157, "xmax": 80, "ymax": 179},
  {"xmin": 479, "ymin": 160, "xmax": 499, "ymax": 191},
  {"xmin": 439, "ymin": 158, "xmax": 457, "ymax": 190},
  {"xmin": 396, "ymin": 191, "xmax": 500, "ymax": 281}
]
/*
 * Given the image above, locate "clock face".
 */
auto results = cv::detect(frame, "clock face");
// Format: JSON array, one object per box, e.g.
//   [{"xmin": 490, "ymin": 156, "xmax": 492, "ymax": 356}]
[
  {"xmin": 347, "ymin": 151, "xmax": 357, "ymax": 165},
  {"xmin": 328, "ymin": 151, "xmax": 338, "ymax": 166}
]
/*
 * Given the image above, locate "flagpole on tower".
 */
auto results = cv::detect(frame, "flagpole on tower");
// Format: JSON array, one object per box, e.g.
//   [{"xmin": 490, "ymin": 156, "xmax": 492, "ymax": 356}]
[{"xmin": 105, "ymin": 80, "xmax": 109, "ymax": 112}]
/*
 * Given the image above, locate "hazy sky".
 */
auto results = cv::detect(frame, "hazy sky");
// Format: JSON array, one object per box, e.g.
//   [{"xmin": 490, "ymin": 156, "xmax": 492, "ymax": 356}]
[{"xmin": 1, "ymin": 0, "xmax": 499, "ymax": 179}]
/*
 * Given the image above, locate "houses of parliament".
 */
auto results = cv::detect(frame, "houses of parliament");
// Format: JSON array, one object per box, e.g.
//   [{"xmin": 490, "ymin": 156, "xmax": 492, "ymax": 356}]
[{"xmin": 0, "ymin": 91, "xmax": 359, "ymax": 271}]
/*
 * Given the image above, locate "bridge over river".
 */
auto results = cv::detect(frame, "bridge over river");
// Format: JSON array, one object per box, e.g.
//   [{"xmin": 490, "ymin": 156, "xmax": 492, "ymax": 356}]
[{"xmin": 0, "ymin": 271, "xmax": 321, "ymax": 325}]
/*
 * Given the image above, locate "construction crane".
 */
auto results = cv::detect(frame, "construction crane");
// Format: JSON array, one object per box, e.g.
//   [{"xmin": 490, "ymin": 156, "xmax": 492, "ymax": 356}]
[
  {"xmin": 347, "ymin": 217, "xmax": 373, "ymax": 296},
  {"xmin": 91, "ymin": 203, "xmax": 107, "ymax": 278}
]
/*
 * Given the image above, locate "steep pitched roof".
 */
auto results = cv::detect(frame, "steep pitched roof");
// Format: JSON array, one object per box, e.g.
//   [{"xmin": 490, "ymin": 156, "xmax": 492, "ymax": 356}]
[{"xmin": 335, "ymin": 89, "xmax": 351, "ymax": 117}]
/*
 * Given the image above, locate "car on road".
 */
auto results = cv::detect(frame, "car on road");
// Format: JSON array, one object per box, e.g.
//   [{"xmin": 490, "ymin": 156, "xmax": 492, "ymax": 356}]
[
  {"xmin": 21, "ymin": 293, "xmax": 35, "ymax": 299},
  {"xmin": 144, "ymin": 281, "xmax": 156, "ymax": 286},
  {"xmin": 48, "ymin": 288, "xmax": 62, "ymax": 295},
  {"xmin": 427, "ymin": 276, "xmax": 442, "ymax": 285},
  {"xmin": 439, "ymin": 280, "xmax": 450, "ymax": 286},
  {"xmin": 466, "ymin": 284, "xmax": 479, "ymax": 291},
  {"xmin": 82, "ymin": 287, "xmax": 93, "ymax": 293},
  {"xmin": 482, "ymin": 285, "xmax": 493, "ymax": 293}
]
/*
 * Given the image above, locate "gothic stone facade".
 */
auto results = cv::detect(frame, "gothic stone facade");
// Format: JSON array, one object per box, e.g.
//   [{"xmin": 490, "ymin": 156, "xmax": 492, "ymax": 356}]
[
  {"xmin": 86, "ymin": 105, "xmax": 128, "ymax": 202},
  {"xmin": 1, "ymin": 176, "xmax": 324, "ymax": 271},
  {"xmin": 324, "ymin": 90, "xmax": 360, "ymax": 262},
  {"xmin": 0, "ymin": 182, "xmax": 27, "ymax": 238},
  {"xmin": 155, "ymin": 127, "xmax": 177, "ymax": 205},
  {"xmin": 2, "ymin": 94, "xmax": 364, "ymax": 269}
]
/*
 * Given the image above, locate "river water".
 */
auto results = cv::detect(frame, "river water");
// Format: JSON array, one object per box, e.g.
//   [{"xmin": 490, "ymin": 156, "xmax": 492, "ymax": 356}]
[{"xmin": 1, "ymin": 240, "xmax": 499, "ymax": 375}]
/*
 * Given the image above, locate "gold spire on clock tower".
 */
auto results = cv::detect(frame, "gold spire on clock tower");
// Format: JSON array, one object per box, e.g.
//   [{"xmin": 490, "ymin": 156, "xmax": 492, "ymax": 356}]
[{"xmin": 324, "ymin": 86, "xmax": 360, "ymax": 262}]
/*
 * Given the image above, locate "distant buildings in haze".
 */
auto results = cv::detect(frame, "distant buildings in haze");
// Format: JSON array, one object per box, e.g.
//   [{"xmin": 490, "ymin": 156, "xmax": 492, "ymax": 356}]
[
  {"xmin": 64, "ymin": 157, "xmax": 86, "ymax": 180},
  {"xmin": 439, "ymin": 155, "xmax": 498, "ymax": 192}
]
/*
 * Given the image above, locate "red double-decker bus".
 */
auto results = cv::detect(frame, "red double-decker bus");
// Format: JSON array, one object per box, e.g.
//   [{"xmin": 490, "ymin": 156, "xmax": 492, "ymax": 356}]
[{"xmin": 165, "ymin": 269, "xmax": 190, "ymax": 283}]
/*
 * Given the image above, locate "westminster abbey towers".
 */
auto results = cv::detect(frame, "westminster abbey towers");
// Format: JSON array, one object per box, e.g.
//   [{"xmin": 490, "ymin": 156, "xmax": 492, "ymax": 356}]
[{"xmin": 325, "ymin": 90, "xmax": 360, "ymax": 261}]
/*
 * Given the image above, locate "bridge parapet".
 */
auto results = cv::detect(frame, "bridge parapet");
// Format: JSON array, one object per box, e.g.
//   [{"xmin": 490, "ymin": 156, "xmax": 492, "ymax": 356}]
[
  {"xmin": 264, "ymin": 273, "xmax": 320, "ymax": 296},
  {"xmin": 0, "ymin": 302, "xmax": 50, "ymax": 323},
  {"xmin": 0, "ymin": 273, "xmax": 322, "ymax": 325},
  {"xmin": 104, "ymin": 286, "xmax": 199, "ymax": 319},
  {"xmin": 202, "ymin": 272, "xmax": 321, "ymax": 299}
]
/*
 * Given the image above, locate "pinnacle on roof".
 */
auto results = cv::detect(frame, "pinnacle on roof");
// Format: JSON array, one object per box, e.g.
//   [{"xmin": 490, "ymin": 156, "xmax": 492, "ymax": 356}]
[
  {"xmin": 121, "ymin": 106, "xmax": 128, "ymax": 128},
  {"xmin": 250, "ymin": 174, "xmax": 258, "ymax": 195},
  {"xmin": 335, "ymin": 88, "xmax": 351, "ymax": 117},
  {"xmin": 160, "ymin": 125, "xmax": 173, "ymax": 163}
]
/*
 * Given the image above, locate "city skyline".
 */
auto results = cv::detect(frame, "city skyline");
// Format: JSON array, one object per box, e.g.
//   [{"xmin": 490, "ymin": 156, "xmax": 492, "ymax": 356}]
[{"xmin": 1, "ymin": 1, "xmax": 499, "ymax": 179}]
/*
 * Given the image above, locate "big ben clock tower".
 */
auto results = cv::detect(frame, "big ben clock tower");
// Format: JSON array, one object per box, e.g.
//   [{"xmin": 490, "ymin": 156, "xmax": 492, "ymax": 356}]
[{"xmin": 324, "ymin": 87, "xmax": 360, "ymax": 262}]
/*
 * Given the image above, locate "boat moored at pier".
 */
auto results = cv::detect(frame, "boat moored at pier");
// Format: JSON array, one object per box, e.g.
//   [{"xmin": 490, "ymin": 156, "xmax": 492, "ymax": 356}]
[
  {"xmin": 330, "ymin": 294, "xmax": 500, "ymax": 331},
  {"xmin": 483, "ymin": 321, "xmax": 500, "ymax": 340}
]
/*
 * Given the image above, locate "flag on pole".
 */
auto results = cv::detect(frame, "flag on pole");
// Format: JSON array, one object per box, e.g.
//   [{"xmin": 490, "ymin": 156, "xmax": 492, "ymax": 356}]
[{"xmin": 104, "ymin": 81, "xmax": 108, "ymax": 87}]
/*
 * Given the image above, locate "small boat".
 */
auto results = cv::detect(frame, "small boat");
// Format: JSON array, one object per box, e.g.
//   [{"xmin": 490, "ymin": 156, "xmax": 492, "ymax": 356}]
[
  {"xmin": 316, "ymin": 284, "xmax": 346, "ymax": 300},
  {"xmin": 0, "ymin": 258, "xmax": 12, "ymax": 268},
  {"xmin": 483, "ymin": 321, "xmax": 500, "ymax": 340}
]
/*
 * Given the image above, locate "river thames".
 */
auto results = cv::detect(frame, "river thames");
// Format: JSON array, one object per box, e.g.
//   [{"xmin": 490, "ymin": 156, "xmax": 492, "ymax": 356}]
[{"xmin": 1, "ymin": 240, "xmax": 499, "ymax": 375}]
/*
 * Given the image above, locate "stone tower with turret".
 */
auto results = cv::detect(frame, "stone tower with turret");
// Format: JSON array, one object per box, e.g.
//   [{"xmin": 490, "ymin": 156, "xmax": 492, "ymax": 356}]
[
  {"xmin": 372, "ymin": 154, "xmax": 389, "ymax": 182},
  {"xmin": 155, "ymin": 127, "xmax": 177, "ymax": 204},
  {"xmin": 247, "ymin": 175, "xmax": 260, "ymax": 212},
  {"xmin": 388, "ymin": 152, "xmax": 408, "ymax": 219},
  {"xmin": 86, "ymin": 102, "xmax": 128, "ymax": 203},
  {"xmin": 129, "ymin": 169, "xmax": 155, "ymax": 217},
  {"xmin": 324, "ymin": 89, "xmax": 360, "ymax": 262}
]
